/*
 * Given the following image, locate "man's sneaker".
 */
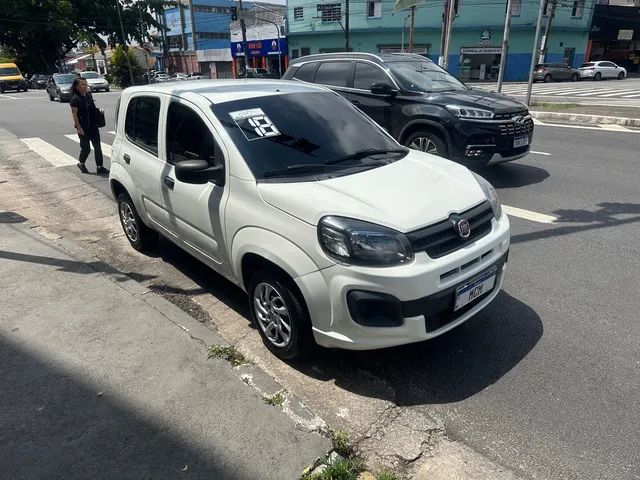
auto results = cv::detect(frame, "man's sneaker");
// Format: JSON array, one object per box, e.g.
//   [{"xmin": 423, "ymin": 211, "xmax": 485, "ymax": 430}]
[
  {"xmin": 77, "ymin": 163, "xmax": 88, "ymax": 174},
  {"xmin": 96, "ymin": 166, "xmax": 109, "ymax": 175}
]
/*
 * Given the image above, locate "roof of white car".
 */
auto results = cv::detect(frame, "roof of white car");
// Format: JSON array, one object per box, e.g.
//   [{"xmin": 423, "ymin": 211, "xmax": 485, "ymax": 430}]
[{"xmin": 122, "ymin": 79, "xmax": 328, "ymax": 104}]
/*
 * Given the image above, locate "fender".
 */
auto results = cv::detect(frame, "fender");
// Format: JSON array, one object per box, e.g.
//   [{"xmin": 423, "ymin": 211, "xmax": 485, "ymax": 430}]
[
  {"xmin": 397, "ymin": 118, "xmax": 453, "ymax": 149},
  {"xmin": 231, "ymin": 227, "xmax": 321, "ymax": 289},
  {"xmin": 109, "ymin": 163, "xmax": 149, "ymax": 225}
]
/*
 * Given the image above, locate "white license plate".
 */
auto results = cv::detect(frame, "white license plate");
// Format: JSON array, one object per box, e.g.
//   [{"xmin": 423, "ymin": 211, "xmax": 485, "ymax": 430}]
[
  {"xmin": 454, "ymin": 269, "xmax": 497, "ymax": 312},
  {"xmin": 514, "ymin": 135, "xmax": 529, "ymax": 148}
]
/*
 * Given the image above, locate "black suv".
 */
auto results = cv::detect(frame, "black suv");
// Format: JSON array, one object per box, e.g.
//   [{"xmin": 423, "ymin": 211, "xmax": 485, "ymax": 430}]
[{"xmin": 282, "ymin": 53, "xmax": 534, "ymax": 166}]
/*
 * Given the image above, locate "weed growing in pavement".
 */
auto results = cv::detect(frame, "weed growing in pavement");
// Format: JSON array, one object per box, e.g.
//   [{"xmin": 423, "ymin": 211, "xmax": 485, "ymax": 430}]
[
  {"xmin": 376, "ymin": 471, "xmax": 403, "ymax": 480},
  {"xmin": 264, "ymin": 391, "xmax": 285, "ymax": 406},
  {"xmin": 301, "ymin": 458, "xmax": 364, "ymax": 480},
  {"xmin": 207, "ymin": 344, "xmax": 250, "ymax": 366},
  {"xmin": 331, "ymin": 430, "xmax": 353, "ymax": 458}
]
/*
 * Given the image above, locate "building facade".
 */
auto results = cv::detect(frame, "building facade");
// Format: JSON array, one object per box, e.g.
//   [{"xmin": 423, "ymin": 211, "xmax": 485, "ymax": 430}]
[{"xmin": 286, "ymin": 0, "xmax": 595, "ymax": 81}]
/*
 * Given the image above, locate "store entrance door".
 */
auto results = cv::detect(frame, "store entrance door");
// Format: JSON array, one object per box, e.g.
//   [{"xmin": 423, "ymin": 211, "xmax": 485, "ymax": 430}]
[{"xmin": 459, "ymin": 47, "xmax": 503, "ymax": 81}]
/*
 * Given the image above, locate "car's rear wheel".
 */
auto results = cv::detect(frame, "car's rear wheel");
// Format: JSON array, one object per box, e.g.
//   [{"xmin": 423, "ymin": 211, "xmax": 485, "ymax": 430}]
[
  {"xmin": 405, "ymin": 131, "xmax": 448, "ymax": 158},
  {"xmin": 618, "ymin": 72, "xmax": 625, "ymax": 80},
  {"xmin": 594, "ymin": 72, "xmax": 602, "ymax": 81},
  {"xmin": 117, "ymin": 193, "xmax": 158, "ymax": 252},
  {"xmin": 248, "ymin": 270, "xmax": 314, "ymax": 360},
  {"xmin": 571, "ymin": 73, "xmax": 579, "ymax": 82},
  {"xmin": 544, "ymin": 74, "xmax": 552, "ymax": 83}
]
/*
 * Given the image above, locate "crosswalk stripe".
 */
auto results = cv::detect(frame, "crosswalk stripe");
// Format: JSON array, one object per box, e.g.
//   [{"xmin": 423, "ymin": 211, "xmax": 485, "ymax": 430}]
[
  {"xmin": 20, "ymin": 137, "xmax": 77, "ymax": 167},
  {"xmin": 620, "ymin": 93, "xmax": 640, "ymax": 98},
  {"xmin": 64, "ymin": 134, "xmax": 112, "ymax": 158},
  {"xmin": 598, "ymin": 90, "xmax": 639, "ymax": 97},
  {"xmin": 503, "ymin": 205, "xmax": 557, "ymax": 224}
]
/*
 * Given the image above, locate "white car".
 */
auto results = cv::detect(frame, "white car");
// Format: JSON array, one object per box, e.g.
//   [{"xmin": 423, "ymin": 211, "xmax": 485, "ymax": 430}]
[
  {"xmin": 80, "ymin": 71, "xmax": 110, "ymax": 92},
  {"xmin": 578, "ymin": 61, "xmax": 627, "ymax": 80},
  {"xmin": 109, "ymin": 81, "xmax": 510, "ymax": 359}
]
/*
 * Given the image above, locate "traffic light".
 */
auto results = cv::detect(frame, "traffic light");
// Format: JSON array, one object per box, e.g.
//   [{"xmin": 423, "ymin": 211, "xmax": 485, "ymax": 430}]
[{"xmin": 231, "ymin": 6, "xmax": 238, "ymax": 21}]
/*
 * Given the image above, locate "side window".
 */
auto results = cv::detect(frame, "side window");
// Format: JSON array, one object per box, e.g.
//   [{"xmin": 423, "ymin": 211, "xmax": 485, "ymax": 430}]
[
  {"xmin": 314, "ymin": 61, "xmax": 352, "ymax": 87},
  {"xmin": 166, "ymin": 101, "xmax": 220, "ymax": 167},
  {"xmin": 353, "ymin": 62, "xmax": 389, "ymax": 90},
  {"xmin": 293, "ymin": 62, "xmax": 318, "ymax": 82},
  {"xmin": 125, "ymin": 96, "xmax": 160, "ymax": 155}
]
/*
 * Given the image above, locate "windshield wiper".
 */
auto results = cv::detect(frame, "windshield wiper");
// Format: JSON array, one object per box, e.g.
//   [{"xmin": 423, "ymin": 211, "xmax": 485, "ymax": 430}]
[
  {"xmin": 263, "ymin": 163, "xmax": 344, "ymax": 178},
  {"xmin": 325, "ymin": 148, "xmax": 408, "ymax": 165}
]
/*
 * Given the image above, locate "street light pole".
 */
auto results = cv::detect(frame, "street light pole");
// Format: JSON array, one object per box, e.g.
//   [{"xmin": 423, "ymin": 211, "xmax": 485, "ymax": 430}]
[
  {"xmin": 442, "ymin": 0, "xmax": 456, "ymax": 69},
  {"xmin": 402, "ymin": 14, "xmax": 410, "ymax": 53},
  {"xmin": 497, "ymin": 0, "xmax": 513, "ymax": 92},
  {"xmin": 256, "ymin": 17, "xmax": 282, "ymax": 77},
  {"xmin": 526, "ymin": 0, "xmax": 545, "ymax": 106}
]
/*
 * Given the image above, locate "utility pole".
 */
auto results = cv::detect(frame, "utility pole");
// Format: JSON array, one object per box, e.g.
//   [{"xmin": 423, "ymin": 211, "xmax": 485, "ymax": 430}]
[
  {"xmin": 438, "ymin": 0, "xmax": 448, "ymax": 66},
  {"xmin": 116, "ymin": 0, "xmax": 135, "ymax": 86},
  {"xmin": 189, "ymin": 0, "xmax": 198, "ymax": 69},
  {"xmin": 345, "ymin": 0, "xmax": 350, "ymax": 52},
  {"xmin": 539, "ymin": 0, "xmax": 556, "ymax": 63},
  {"xmin": 526, "ymin": 0, "xmax": 545, "ymax": 106},
  {"xmin": 497, "ymin": 0, "xmax": 513, "ymax": 92},
  {"xmin": 442, "ymin": 0, "xmax": 456, "ymax": 69},
  {"xmin": 408, "ymin": 6, "xmax": 415, "ymax": 53},
  {"xmin": 138, "ymin": 5, "xmax": 151, "ymax": 83},
  {"xmin": 238, "ymin": 0, "xmax": 249, "ymax": 71},
  {"xmin": 401, "ymin": 14, "xmax": 410, "ymax": 53},
  {"xmin": 178, "ymin": 1, "xmax": 188, "ymax": 73}
]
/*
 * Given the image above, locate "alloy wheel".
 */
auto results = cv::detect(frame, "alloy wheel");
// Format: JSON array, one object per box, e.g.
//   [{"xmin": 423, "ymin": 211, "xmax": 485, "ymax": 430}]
[
  {"xmin": 119, "ymin": 202, "xmax": 139, "ymax": 243},
  {"xmin": 410, "ymin": 137, "xmax": 439, "ymax": 155},
  {"xmin": 253, "ymin": 282, "xmax": 292, "ymax": 348}
]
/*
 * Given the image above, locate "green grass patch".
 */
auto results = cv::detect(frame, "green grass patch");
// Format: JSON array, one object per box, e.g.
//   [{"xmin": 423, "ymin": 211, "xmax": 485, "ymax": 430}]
[
  {"xmin": 331, "ymin": 430, "xmax": 353, "ymax": 458},
  {"xmin": 530, "ymin": 101, "xmax": 579, "ymax": 111},
  {"xmin": 376, "ymin": 471, "xmax": 403, "ymax": 480},
  {"xmin": 207, "ymin": 344, "xmax": 249, "ymax": 366},
  {"xmin": 302, "ymin": 458, "xmax": 364, "ymax": 480},
  {"xmin": 264, "ymin": 391, "xmax": 285, "ymax": 406}
]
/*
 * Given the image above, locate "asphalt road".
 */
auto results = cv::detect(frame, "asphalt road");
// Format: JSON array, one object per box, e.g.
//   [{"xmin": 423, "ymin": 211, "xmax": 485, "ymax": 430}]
[{"xmin": 1, "ymin": 87, "xmax": 639, "ymax": 480}]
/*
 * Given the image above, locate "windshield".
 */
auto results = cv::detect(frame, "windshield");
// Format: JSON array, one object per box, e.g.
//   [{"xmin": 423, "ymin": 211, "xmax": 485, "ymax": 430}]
[
  {"xmin": 213, "ymin": 92, "xmax": 404, "ymax": 181},
  {"xmin": 0, "ymin": 67, "xmax": 21, "ymax": 76},
  {"xmin": 82, "ymin": 72, "xmax": 100, "ymax": 79},
  {"xmin": 580, "ymin": 63, "xmax": 595, "ymax": 68},
  {"xmin": 55, "ymin": 74, "xmax": 76, "ymax": 84},
  {"xmin": 387, "ymin": 61, "xmax": 467, "ymax": 93}
]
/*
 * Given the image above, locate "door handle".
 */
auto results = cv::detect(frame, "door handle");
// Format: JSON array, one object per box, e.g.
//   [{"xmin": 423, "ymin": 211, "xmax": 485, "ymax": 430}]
[
  {"xmin": 123, "ymin": 153, "xmax": 130, "ymax": 164},
  {"xmin": 163, "ymin": 176, "xmax": 175, "ymax": 190}
]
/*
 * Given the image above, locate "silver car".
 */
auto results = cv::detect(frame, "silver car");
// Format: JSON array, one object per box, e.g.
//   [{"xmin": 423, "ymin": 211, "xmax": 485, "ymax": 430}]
[
  {"xmin": 80, "ymin": 71, "xmax": 110, "ymax": 92},
  {"xmin": 579, "ymin": 61, "xmax": 627, "ymax": 81}
]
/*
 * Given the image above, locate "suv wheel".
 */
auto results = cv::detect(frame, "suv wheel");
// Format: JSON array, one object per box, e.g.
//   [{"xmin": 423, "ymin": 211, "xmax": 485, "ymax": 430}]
[
  {"xmin": 117, "ymin": 193, "xmax": 157, "ymax": 251},
  {"xmin": 405, "ymin": 131, "xmax": 448, "ymax": 158},
  {"xmin": 248, "ymin": 270, "xmax": 314, "ymax": 360},
  {"xmin": 544, "ymin": 74, "xmax": 552, "ymax": 83}
]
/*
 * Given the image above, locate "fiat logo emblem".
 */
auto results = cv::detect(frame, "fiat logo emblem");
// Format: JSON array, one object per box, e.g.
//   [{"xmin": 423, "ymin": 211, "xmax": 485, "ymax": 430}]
[{"xmin": 456, "ymin": 219, "xmax": 471, "ymax": 238}]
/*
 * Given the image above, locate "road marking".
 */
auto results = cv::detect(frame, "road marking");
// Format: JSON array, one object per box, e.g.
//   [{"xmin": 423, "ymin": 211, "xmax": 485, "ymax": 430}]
[
  {"xmin": 532, "ymin": 120, "xmax": 640, "ymax": 133},
  {"xmin": 532, "ymin": 118, "xmax": 546, "ymax": 125},
  {"xmin": 64, "ymin": 134, "xmax": 112, "ymax": 158},
  {"xmin": 503, "ymin": 205, "xmax": 557, "ymax": 224},
  {"xmin": 1, "ymin": 95, "xmax": 21, "ymax": 100},
  {"xmin": 600, "ymin": 124, "xmax": 631, "ymax": 131},
  {"xmin": 530, "ymin": 150, "xmax": 551, "ymax": 155},
  {"xmin": 20, "ymin": 137, "xmax": 77, "ymax": 167},
  {"xmin": 620, "ymin": 93, "xmax": 640, "ymax": 98},
  {"xmin": 598, "ymin": 90, "xmax": 639, "ymax": 97}
]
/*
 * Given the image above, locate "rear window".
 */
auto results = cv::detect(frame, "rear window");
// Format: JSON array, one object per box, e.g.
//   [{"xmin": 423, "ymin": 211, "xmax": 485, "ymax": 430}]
[
  {"xmin": 293, "ymin": 63, "xmax": 318, "ymax": 82},
  {"xmin": 580, "ymin": 63, "xmax": 595, "ymax": 68},
  {"xmin": 314, "ymin": 61, "xmax": 352, "ymax": 87},
  {"xmin": 54, "ymin": 74, "xmax": 76, "ymax": 84}
]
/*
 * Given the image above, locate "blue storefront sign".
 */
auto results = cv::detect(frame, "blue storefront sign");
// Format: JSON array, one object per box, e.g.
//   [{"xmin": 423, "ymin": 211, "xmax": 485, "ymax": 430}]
[{"xmin": 232, "ymin": 38, "xmax": 288, "ymax": 57}]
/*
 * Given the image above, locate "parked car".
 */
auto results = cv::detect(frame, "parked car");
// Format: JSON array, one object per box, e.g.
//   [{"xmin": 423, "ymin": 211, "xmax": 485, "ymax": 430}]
[
  {"xmin": 187, "ymin": 72, "xmax": 203, "ymax": 80},
  {"xmin": 79, "ymin": 71, "xmax": 110, "ymax": 92},
  {"xmin": 533, "ymin": 62, "xmax": 580, "ymax": 82},
  {"xmin": 0, "ymin": 62, "xmax": 29, "ymax": 93},
  {"xmin": 170, "ymin": 72, "xmax": 188, "ymax": 81},
  {"xmin": 282, "ymin": 53, "xmax": 533, "ymax": 166},
  {"xmin": 109, "ymin": 80, "xmax": 510, "ymax": 359},
  {"xmin": 152, "ymin": 73, "xmax": 171, "ymax": 83},
  {"xmin": 46, "ymin": 73, "xmax": 76, "ymax": 102},
  {"xmin": 579, "ymin": 61, "xmax": 627, "ymax": 80},
  {"xmin": 29, "ymin": 74, "xmax": 50, "ymax": 89}
]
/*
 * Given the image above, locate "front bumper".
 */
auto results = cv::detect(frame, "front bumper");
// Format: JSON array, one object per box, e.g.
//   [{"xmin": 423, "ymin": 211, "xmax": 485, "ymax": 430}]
[
  {"xmin": 0, "ymin": 79, "xmax": 28, "ymax": 91},
  {"xmin": 296, "ymin": 211, "xmax": 511, "ymax": 350}
]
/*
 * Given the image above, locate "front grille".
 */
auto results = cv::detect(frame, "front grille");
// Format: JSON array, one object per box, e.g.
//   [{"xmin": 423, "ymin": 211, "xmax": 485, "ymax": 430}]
[
  {"xmin": 494, "ymin": 109, "xmax": 529, "ymax": 120},
  {"xmin": 407, "ymin": 201, "xmax": 494, "ymax": 259},
  {"xmin": 498, "ymin": 118, "xmax": 534, "ymax": 137}
]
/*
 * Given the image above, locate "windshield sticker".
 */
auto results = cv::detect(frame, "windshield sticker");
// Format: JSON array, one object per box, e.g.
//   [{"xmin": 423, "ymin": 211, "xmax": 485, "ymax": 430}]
[{"xmin": 229, "ymin": 108, "xmax": 281, "ymax": 141}]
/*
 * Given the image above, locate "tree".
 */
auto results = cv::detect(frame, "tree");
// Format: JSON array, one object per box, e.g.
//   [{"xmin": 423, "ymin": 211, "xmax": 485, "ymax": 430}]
[
  {"xmin": 0, "ymin": 0, "xmax": 167, "ymax": 73},
  {"xmin": 110, "ymin": 44, "xmax": 143, "ymax": 88}
]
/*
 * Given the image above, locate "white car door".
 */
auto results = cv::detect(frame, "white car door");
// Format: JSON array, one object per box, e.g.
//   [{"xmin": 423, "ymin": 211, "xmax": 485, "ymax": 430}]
[
  {"xmin": 159, "ymin": 97, "xmax": 232, "ymax": 276},
  {"xmin": 603, "ymin": 62, "xmax": 616, "ymax": 78}
]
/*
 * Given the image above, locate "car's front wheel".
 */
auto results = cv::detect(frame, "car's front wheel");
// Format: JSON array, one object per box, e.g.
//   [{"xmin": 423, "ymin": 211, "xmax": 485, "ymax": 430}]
[
  {"xmin": 618, "ymin": 72, "xmax": 625, "ymax": 80},
  {"xmin": 117, "ymin": 193, "xmax": 158, "ymax": 252},
  {"xmin": 594, "ymin": 72, "xmax": 602, "ymax": 81},
  {"xmin": 248, "ymin": 270, "xmax": 314, "ymax": 360},
  {"xmin": 405, "ymin": 131, "xmax": 448, "ymax": 158},
  {"xmin": 571, "ymin": 73, "xmax": 579, "ymax": 82}
]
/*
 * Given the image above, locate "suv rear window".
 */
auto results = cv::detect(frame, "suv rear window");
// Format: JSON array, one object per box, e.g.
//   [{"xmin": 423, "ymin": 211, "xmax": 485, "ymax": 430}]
[
  {"xmin": 293, "ymin": 62, "xmax": 318, "ymax": 82},
  {"xmin": 125, "ymin": 96, "xmax": 160, "ymax": 155},
  {"xmin": 314, "ymin": 61, "xmax": 352, "ymax": 87}
]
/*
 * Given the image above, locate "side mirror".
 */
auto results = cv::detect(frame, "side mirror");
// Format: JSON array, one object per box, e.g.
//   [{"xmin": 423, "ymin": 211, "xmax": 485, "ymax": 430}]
[
  {"xmin": 175, "ymin": 160, "xmax": 225, "ymax": 186},
  {"xmin": 370, "ymin": 82, "xmax": 398, "ymax": 96}
]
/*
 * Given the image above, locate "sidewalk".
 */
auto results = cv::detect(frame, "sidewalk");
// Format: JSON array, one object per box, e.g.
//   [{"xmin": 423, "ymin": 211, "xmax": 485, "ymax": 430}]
[{"xmin": 0, "ymin": 214, "xmax": 330, "ymax": 480}]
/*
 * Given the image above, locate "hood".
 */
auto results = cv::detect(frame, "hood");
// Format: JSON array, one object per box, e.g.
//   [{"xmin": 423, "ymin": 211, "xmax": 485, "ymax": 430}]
[
  {"xmin": 257, "ymin": 151, "xmax": 487, "ymax": 232},
  {"xmin": 423, "ymin": 89, "xmax": 526, "ymax": 114}
]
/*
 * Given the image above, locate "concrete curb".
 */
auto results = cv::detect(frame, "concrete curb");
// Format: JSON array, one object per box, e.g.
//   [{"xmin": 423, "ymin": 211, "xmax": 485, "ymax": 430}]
[{"xmin": 530, "ymin": 110, "xmax": 640, "ymax": 127}]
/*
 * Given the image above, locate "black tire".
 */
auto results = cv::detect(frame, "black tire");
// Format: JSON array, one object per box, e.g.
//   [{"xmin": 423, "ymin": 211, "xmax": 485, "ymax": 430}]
[
  {"xmin": 594, "ymin": 72, "xmax": 602, "ymax": 81},
  {"xmin": 618, "ymin": 72, "xmax": 625, "ymax": 80},
  {"xmin": 117, "ymin": 193, "xmax": 158, "ymax": 252},
  {"xmin": 404, "ymin": 130, "xmax": 448, "ymax": 158},
  {"xmin": 571, "ymin": 73, "xmax": 579, "ymax": 82},
  {"xmin": 544, "ymin": 74, "xmax": 552, "ymax": 83},
  {"xmin": 248, "ymin": 270, "xmax": 314, "ymax": 360}
]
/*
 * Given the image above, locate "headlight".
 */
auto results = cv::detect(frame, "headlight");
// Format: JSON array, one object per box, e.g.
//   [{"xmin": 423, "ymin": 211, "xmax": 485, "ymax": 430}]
[
  {"xmin": 318, "ymin": 216, "xmax": 414, "ymax": 267},
  {"xmin": 472, "ymin": 173, "xmax": 502, "ymax": 219},
  {"xmin": 446, "ymin": 105, "xmax": 494, "ymax": 119}
]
